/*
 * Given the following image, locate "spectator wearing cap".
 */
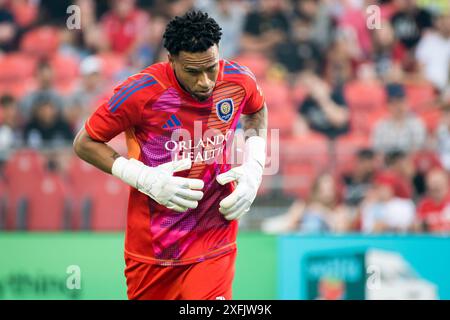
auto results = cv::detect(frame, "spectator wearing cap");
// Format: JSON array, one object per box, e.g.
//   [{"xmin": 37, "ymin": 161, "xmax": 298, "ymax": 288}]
[
  {"xmin": 372, "ymin": 83, "xmax": 426, "ymax": 153},
  {"xmin": 416, "ymin": 167, "xmax": 450, "ymax": 233},
  {"xmin": 65, "ymin": 55, "xmax": 106, "ymax": 132}
]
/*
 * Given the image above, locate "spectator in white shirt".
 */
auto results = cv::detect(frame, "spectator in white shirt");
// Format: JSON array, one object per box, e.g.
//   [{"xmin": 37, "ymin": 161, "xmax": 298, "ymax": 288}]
[
  {"xmin": 361, "ymin": 174, "xmax": 416, "ymax": 233},
  {"xmin": 372, "ymin": 83, "xmax": 426, "ymax": 154},
  {"xmin": 436, "ymin": 103, "xmax": 450, "ymax": 171},
  {"xmin": 416, "ymin": 13, "xmax": 450, "ymax": 92}
]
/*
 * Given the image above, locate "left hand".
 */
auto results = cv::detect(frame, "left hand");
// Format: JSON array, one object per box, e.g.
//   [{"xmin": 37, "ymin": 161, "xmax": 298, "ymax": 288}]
[{"xmin": 216, "ymin": 161, "xmax": 263, "ymax": 221}]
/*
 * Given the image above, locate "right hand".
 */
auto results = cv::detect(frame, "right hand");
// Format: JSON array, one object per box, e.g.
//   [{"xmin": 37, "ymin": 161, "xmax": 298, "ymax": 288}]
[{"xmin": 112, "ymin": 157, "xmax": 204, "ymax": 212}]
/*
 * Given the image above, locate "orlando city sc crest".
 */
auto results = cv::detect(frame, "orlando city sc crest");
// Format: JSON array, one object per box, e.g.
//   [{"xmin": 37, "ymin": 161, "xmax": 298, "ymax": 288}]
[{"xmin": 216, "ymin": 98, "xmax": 234, "ymax": 122}]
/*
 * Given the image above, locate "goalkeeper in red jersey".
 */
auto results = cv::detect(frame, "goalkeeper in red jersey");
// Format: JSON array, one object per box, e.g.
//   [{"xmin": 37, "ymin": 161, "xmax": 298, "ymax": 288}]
[{"xmin": 73, "ymin": 10, "xmax": 268, "ymax": 300}]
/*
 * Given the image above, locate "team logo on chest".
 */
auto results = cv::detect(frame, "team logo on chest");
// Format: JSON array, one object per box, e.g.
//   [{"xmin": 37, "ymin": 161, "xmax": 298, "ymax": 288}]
[{"xmin": 215, "ymin": 98, "xmax": 234, "ymax": 123}]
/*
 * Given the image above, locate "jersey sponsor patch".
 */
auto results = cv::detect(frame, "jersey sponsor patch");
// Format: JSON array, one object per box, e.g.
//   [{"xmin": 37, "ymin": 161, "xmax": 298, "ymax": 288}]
[{"xmin": 216, "ymin": 98, "xmax": 234, "ymax": 123}]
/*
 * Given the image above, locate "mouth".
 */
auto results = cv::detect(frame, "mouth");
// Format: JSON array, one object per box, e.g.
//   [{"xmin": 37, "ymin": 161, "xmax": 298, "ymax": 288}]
[
  {"xmin": 197, "ymin": 88, "xmax": 213, "ymax": 95},
  {"xmin": 194, "ymin": 88, "xmax": 213, "ymax": 100}
]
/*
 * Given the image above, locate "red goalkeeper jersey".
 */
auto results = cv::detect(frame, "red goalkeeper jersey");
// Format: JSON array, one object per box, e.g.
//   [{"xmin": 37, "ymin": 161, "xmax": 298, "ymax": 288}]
[{"xmin": 85, "ymin": 60, "xmax": 265, "ymax": 266}]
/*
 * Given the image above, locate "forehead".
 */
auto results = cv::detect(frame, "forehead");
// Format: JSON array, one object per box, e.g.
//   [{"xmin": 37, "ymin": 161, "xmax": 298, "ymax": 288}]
[{"xmin": 176, "ymin": 45, "xmax": 219, "ymax": 68}]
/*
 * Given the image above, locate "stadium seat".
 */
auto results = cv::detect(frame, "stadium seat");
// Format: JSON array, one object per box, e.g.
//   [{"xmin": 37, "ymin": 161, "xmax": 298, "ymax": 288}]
[
  {"xmin": 413, "ymin": 150, "xmax": 442, "ymax": 174},
  {"xmin": 67, "ymin": 157, "xmax": 128, "ymax": 230},
  {"xmin": 4, "ymin": 149, "xmax": 46, "ymax": 189},
  {"xmin": 10, "ymin": 0, "xmax": 39, "ymax": 28},
  {"xmin": 418, "ymin": 107, "xmax": 442, "ymax": 134},
  {"xmin": 97, "ymin": 53, "xmax": 127, "ymax": 81},
  {"xmin": 259, "ymin": 79, "xmax": 292, "ymax": 109},
  {"xmin": 50, "ymin": 54, "xmax": 80, "ymax": 94},
  {"xmin": 89, "ymin": 175, "xmax": 129, "ymax": 231},
  {"xmin": 257, "ymin": 173, "xmax": 273, "ymax": 196},
  {"xmin": 267, "ymin": 106, "xmax": 296, "ymax": 137},
  {"xmin": 3, "ymin": 149, "xmax": 48, "ymax": 229},
  {"xmin": 0, "ymin": 178, "xmax": 7, "ymax": 229},
  {"xmin": 281, "ymin": 163, "xmax": 318, "ymax": 199},
  {"xmin": 344, "ymin": 80, "xmax": 386, "ymax": 113},
  {"xmin": 20, "ymin": 26, "xmax": 60, "ymax": 58},
  {"xmin": 66, "ymin": 157, "xmax": 105, "ymax": 229},
  {"xmin": 335, "ymin": 134, "xmax": 371, "ymax": 173},
  {"xmin": 233, "ymin": 53, "xmax": 270, "ymax": 79},
  {"xmin": 280, "ymin": 133, "xmax": 330, "ymax": 170},
  {"xmin": 24, "ymin": 173, "xmax": 71, "ymax": 230},
  {"xmin": 0, "ymin": 53, "xmax": 37, "ymax": 97},
  {"xmin": 349, "ymin": 108, "xmax": 388, "ymax": 137},
  {"xmin": 405, "ymin": 82, "xmax": 437, "ymax": 112}
]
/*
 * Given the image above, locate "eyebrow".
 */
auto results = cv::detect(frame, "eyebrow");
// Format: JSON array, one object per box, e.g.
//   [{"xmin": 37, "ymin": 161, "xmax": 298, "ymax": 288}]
[{"xmin": 184, "ymin": 62, "xmax": 218, "ymax": 71}]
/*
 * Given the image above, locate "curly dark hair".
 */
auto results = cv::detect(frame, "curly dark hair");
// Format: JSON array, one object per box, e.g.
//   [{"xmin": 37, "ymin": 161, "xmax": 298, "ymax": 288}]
[{"xmin": 163, "ymin": 10, "xmax": 222, "ymax": 55}]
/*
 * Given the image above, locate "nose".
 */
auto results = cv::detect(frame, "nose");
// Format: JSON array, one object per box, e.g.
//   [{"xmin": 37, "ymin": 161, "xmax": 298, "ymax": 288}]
[{"xmin": 197, "ymin": 72, "xmax": 210, "ymax": 90}]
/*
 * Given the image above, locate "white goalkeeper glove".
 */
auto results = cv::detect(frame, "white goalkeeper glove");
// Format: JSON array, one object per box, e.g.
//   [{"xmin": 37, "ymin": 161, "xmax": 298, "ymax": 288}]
[
  {"xmin": 112, "ymin": 157, "xmax": 204, "ymax": 212},
  {"xmin": 216, "ymin": 136, "xmax": 266, "ymax": 220}
]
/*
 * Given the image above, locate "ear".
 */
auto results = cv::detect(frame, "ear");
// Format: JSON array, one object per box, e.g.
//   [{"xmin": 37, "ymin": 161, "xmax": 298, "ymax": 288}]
[{"xmin": 168, "ymin": 54, "xmax": 175, "ymax": 67}]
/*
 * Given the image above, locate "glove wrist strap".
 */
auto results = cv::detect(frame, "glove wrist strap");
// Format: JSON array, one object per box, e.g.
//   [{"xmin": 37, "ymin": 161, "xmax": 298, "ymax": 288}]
[
  {"xmin": 112, "ymin": 156, "xmax": 146, "ymax": 189},
  {"xmin": 244, "ymin": 136, "xmax": 266, "ymax": 171}
]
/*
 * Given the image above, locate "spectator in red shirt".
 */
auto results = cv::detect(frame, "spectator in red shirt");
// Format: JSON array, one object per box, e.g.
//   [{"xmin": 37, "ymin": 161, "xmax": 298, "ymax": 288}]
[
  {"xmin": 416, "ymin": 168, "xmax": 450, "ymax": 233},
  {"xmin": 101, "ymin": 0, "xmax": 150, "ymax": 55}
]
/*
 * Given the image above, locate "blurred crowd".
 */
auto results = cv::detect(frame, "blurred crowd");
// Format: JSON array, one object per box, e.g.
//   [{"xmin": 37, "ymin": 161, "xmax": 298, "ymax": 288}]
[{"xmin": 0, "ymin": 0, "xmax": 449, "ymax": 234}]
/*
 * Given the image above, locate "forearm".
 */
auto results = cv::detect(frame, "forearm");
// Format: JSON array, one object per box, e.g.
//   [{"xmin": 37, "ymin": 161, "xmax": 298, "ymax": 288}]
[
  {"xmin": 73, "ymin": 128, "xmax": 121, "ymax": 174},
  {"xmin": 317, "ymin": 97, "xmax": 349, "ymax": 127},
  {"xmin": 240, "ymin": 104, "xmax": 268, "ymax": 140}
]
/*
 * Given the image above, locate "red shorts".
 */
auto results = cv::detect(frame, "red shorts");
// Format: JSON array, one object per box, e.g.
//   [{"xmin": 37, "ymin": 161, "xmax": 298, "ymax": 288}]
[{"xmin": 124, "ymin": 249, "xmax": 237, "ymax": 300}]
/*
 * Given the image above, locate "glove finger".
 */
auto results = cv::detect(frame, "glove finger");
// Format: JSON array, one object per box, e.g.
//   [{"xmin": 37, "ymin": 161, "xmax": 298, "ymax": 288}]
[
  {"xmin": 166, "ymin": 201, "xmax": 189, "ymax": 213},
  {"xmin": 219, "ymin": 196, "xmax": 247, "ymax": 215},
  {"xmin": 219, "ymin": 190, "xmax": 240, "ymax": 210},
  {"xmin": 219, "ymin": 182, "xmax": 246, "ymax": 209},
  {"xmin": 216, "ymin": 166, "xmax": 244, "ymax": 185},
  {"xmin": 224, "ymin": 203, "xmax": 251, "ymax": 221},
  {"xmin": 170, "ymin": 195, "xmax": 199, "ymax": 209},
  {"xmin": 172, "ymin": 176, "xmax": 204, "ymax": 190},
  {"xmin": 158, "ymin": 158, "xmax": 192, "ymax": 173},
  {"xmin": 216, "ymin": 171, "xmax": 238, "ymax": 185},
  {"xmin": 176, "ymin": 188, "xmax": 204, "ymax": 201}
]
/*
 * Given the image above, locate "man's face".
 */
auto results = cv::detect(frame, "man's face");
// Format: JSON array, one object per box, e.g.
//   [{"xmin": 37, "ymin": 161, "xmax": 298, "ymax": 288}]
[
  {"xmin": 114, "ymin": 0, "xmax": 135, "ymax": 18},
  {"xmin": 38, "ymin": 66, "xmax": 53, "ymax": 88},
  {"xmin": 427, "ymin": 169, "xmax": 449, "ymax": 200},
  {"xmin": 388, "ymin": 98, "xmax": 407, "ymax": 118},
  {"xmin": 170, "ymin": 45, "xmax": 220, "ymax": 101},
  {"xmin": 396, "ymin": 156, "xmax": 415, "ymax": 177},
  {"xmin": 356, "ymin": 157, "xmax": 376, "ymax": 177},
  {"xmin": 437, "ymin": 15, "xmax": 450, "ymax": 38}
]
